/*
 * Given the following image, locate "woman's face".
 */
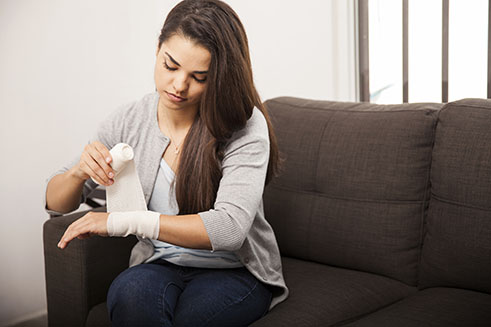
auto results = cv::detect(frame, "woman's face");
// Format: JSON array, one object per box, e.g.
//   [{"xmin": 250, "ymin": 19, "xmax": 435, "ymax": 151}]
[{"xmin": 155, "ymin": 34, "xmax": 211, "ymax": 112}]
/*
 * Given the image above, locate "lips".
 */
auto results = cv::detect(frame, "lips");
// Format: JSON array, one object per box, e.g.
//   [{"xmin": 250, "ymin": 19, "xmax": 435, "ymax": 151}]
[{"xmin": 166, "ymin": 91, "xmax": 187, "ymax": 103}]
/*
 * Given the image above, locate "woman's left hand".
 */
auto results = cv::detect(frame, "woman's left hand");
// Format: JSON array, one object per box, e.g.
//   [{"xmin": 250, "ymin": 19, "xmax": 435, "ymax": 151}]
[{"xmin": 58, "ymin": 212, "xmax": 109, "ymax": 249}]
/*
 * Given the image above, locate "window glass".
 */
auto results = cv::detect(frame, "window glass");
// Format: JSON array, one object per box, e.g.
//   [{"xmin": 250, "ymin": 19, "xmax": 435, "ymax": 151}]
[
  {"xmin": 408, "ymin": 0, "xmax": 442, "ymax": 103},
  {"xmin": 448, "ymin": 0, "xmax": 488, "ymax": 101},
  {"xmin": 368, "ymin": 0, "xmax": 402, "ymax": 104}
]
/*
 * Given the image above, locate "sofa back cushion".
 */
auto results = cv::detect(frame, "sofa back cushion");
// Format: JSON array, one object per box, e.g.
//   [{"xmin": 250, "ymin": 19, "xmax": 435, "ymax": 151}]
[
  {"xmin": 263, "ymin": 97, "xmax": 441, "ymax": 286},
  {"xmin": 420, "ymin": 99, "xmax": 491, "ymax": 294}
]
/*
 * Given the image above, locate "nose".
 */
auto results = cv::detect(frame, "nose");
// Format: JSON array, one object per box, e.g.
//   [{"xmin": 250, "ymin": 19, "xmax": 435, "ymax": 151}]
[{"xmin": 173, "ymin": 73, "xmax": 189, "ymax": 95}]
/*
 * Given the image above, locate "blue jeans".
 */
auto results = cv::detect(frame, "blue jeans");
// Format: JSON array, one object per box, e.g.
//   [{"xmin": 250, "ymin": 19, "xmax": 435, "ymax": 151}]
[{"xmin": 107, "ymin": 259, "xmax": 272, "ymax": 326}]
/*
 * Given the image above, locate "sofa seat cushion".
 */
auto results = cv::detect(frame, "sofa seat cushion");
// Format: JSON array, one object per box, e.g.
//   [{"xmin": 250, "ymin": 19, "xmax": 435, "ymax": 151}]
[
  {"xmin": 251, "ymin": 257, "xmax": 416, "ymax": 327},
  {"xmin": 341, "ymin": 287, "xmax": 491, "ymax": 326}
]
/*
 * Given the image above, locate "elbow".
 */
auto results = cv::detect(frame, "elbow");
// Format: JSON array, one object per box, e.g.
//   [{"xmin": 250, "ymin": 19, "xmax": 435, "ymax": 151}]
[
  {"xmin": 209, "ymin": 222, "xmax": 249, "ymax": 252},
  {"xmin": 220, "ymin": 233, "xmax": 246, "ymax": 252},
  {"xmin": 199, "ymin": 209, "xmax": 252, "ymax": 252}
]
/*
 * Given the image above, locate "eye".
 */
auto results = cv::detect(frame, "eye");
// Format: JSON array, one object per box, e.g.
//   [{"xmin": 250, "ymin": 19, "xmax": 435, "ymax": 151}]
[
  {"xmin": 193, "ymin": 76, "xmax": 207, "ymax": 84},
  {"xmin": 163, "ymin": 61, "xmax": 177, "ymax": 71}
]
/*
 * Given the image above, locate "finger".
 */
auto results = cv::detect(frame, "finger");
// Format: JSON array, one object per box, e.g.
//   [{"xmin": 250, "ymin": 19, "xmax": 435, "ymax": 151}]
[
  {"xmin": 58, "ymin": 212, "xmax": 108, "ymax": 248},
  {"xmin": 58, "ymin": 215, "xmax": 91, "ymax": 249},
  {"xmin": 58, "ymin": 224, "xmax": 88, "ymax": 249},
  {"xmin": 58, "ymin": 229, "xmax": 77, "ymax": 249},
  {"xmin": 58, "ymin": 222, "xmax": 75, "ymax": 247},
  {"xmin": 79, "ymin": 158, "xmax": 110, "ymax": 186},
  {"xmin": 80, "ymin": 144, "xmax": 109, "ymax": 185},
  {"xmin": 81, "ymin": 150, "xmax": 113, "ymax": 186},
  {"xmin": 94, "ymin": 141, "xmax": 113, "ymax": 165},
  {"xmin": 92, "ymin": 142, "xmax": 115, "ymax": 180},
  {"xmin": 58, "ymin": 224, "xmax": 77, "ymax": 249},
  {"xmin": 88, "ymin": 142, "xmax": 113, "ymax": 179}
]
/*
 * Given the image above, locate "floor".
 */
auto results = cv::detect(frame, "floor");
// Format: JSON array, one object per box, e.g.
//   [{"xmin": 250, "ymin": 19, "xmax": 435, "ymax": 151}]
[{"xmin": 9, "ymin": 314, "xmax": 47, "ymax": 327}]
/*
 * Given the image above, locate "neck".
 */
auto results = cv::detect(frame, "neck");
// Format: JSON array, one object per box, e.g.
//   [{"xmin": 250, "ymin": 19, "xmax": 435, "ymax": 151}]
[{"xmin": 158, "ymin": 99, "xmax": 197, "ymax": 132}]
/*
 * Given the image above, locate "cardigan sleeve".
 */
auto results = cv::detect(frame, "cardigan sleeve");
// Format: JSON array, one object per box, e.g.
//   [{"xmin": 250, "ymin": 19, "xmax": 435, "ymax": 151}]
[{"xmin": 198, "ymin": 109, "xmax": 270, "ymax": 251}]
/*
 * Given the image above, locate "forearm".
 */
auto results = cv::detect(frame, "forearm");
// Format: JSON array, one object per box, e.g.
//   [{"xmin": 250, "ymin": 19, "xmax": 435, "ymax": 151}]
[
  {"xmin": 46, "ymin": 167, "xmax": 86, "ymax": 214},
  {"xmin": 158, "ymin": 214, "xmax": 212, "ymax": 250},
  {"xmin": 58, "ymin": 212, "xmax": 213, "ymax": 251}
]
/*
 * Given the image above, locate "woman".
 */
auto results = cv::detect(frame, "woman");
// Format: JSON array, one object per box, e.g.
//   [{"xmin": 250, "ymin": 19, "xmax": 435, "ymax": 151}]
[{"xmin": 45, "ymin": 0, "xmax": 288, "ymax": 325}]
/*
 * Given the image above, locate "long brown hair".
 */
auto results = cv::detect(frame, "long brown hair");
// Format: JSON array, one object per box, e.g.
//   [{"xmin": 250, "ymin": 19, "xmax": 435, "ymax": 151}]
[{"xmin": 158, "ymin": 0, "xmax": 280, "ymax": 214}]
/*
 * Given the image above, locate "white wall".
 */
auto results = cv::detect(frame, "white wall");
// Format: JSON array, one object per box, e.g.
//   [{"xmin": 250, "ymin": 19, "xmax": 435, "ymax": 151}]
[
  {"xmin": 0, "ymin": 0, "xmax": 355, "ymax": 325},
  {"xmin": 231, "ymin": 0, "xmax": 356, "ymax": 102}
]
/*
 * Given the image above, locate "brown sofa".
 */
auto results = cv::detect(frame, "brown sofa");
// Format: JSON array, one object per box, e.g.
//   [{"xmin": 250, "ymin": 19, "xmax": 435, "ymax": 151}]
[{"xmin": 43, "ymin": 97, "xmax": 491, "ymax": 326}]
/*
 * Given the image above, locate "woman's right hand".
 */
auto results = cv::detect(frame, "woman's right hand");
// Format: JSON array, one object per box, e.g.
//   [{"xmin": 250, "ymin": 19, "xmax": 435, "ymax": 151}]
[{"xmin": 72, "ymin": 141, "xmax": 114, "ymax": 186}]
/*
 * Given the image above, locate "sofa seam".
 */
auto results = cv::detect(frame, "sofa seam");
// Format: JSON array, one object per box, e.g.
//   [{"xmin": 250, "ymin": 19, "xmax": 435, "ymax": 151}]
[
  {"xmin": 308, "ymin": 111, "xmax": 334, "ymax": 260},
  {"xmin": 439, "ymin": 102, "xmax": 491, "ymax": 117},
  {"xmin": 329, "ymin": 293, "xmax": 413, "ymax": 327},
  {"xmin": 416, "ymin": 109, "xmax": 440, "ymax": 289},
  {"xmin": 269, "ymin": 184, "xmax": 424, "ymax": 205},
  {"xmin": 443, "ymin": 103, "xmax": 491, "ymax": 111},
  {"xmin": 430, "ymin": 193, "xmax": 491, "ymax": 212},
  {"xmin": 266, "ymin": 98, "xmax": 442, "ymax": 113},
  {"xmin": 313, "ymin": 111, "xmax": 334, "ymax": 194},
  {"xmin": 81, "ymin": 233, "xmax": 91, "ymax": 327}
]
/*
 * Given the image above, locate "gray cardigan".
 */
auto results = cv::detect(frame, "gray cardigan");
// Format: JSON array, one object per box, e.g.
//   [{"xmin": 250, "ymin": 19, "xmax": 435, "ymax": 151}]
[{"xmin": 44, "ymin": 92, "xmax": 288, "ymax": 309}]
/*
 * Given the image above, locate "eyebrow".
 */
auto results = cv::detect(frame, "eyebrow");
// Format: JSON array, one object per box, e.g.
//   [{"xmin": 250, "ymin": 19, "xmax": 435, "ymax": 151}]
[{"xmin": 165, "ymin": 52, "xmax": 208, "ymax": 74}]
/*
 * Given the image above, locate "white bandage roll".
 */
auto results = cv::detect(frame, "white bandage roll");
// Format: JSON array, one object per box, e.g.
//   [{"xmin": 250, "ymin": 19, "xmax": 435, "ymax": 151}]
[
  {"xmin": 92, "ymin": 143, "xmax": 148, "ymax": 212},
  {"xmin": 90, "ymin": 143, "xmax": 135, "ymax": 186},
  {"xmin": 92, "ymin": 143, "xmax": 160, "ymax": 239},
  {"xmin": 107, "ymin": 143, "xmax": 134, "ymax": 176}
]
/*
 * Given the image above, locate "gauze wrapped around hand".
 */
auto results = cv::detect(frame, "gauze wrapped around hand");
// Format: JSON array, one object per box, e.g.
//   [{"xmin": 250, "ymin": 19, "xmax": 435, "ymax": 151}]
[{"xmin": 107, "ymin": 211, "xmax": 160, "ymax": 239}]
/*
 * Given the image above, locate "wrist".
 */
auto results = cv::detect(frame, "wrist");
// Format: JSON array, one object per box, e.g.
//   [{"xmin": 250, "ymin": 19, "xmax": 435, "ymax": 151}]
[
  {"xmin": 107, "ymin": 211, "xmax": 160, "ymax": 239},
  {"xmin": 68, "ymin": 165, "xmax": 87, "ymax": 183}
]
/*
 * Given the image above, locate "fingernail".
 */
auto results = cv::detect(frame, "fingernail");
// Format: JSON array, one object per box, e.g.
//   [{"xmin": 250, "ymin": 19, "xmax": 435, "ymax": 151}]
[
  {"xmin": 109, "ymin": 179, "xmax": 114, "ymax": 185},
  {"xmin": 106, "ymin": 157, "xmax": 111, "ymax": 163},
  {"xmin": 108, "ymin": 172, "xmax": 114, "ymax": 178}
]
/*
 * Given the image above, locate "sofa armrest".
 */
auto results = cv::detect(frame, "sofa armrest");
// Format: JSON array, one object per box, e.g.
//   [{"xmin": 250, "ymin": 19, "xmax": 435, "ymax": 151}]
[{"xmin": 43, "ymin": 207, "xmax": 137, "ymax": 327}]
